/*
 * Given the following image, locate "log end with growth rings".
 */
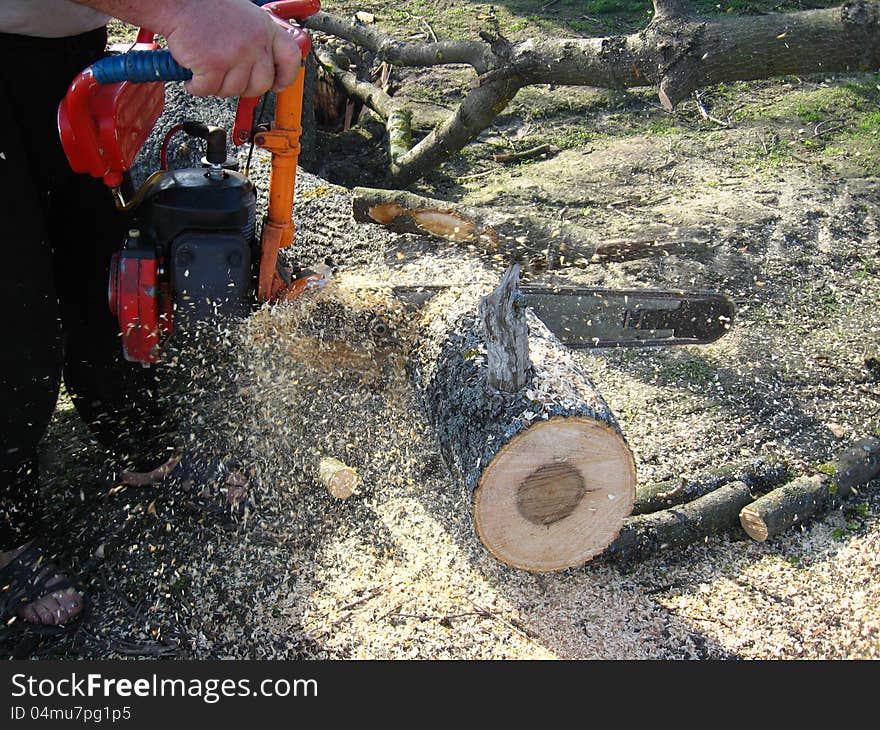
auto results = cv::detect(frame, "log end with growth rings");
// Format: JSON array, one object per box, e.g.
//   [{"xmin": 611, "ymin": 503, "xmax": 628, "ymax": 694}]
[
  {"xmin": 474, "ymin": 416, "xmax": 636, "ymax": 572},
  {"xmin": 738, "ymin": 506, "xmax": 770, "ymax": 542}
]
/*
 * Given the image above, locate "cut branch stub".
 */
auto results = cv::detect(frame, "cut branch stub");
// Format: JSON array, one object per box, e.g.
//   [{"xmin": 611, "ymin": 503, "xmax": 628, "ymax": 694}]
[{"xmin": 478, "ymin": 264, "xmax": 531, "ymax": 393}]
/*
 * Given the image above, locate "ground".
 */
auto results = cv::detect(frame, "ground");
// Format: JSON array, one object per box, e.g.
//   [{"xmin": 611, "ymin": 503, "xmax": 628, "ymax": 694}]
[{"xmin": 2, "ymin": 1, "xmax": 878, "ymax": 659}]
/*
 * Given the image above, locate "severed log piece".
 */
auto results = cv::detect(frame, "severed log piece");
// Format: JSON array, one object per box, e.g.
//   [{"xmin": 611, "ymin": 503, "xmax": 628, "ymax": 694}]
[
  {"xmin": 411, "ymin": 275, "xmax": 636, "ymax": 572},
  {"xmin": 739, "ymin": 437, "xmax": 880, "ymax": 542},
  {"xmin": 603, "ymin": 480, "xmax": 755, "ymax": 564},
  {"xmin": 633, "ymin": 456, "xmax": 789, "ymax": 515},
  {"xmin": 318, "ymin": 456, "xmax": 359, "ymax": 500},
  {"xmin": 739, "ymin": 475, "xmax": 834, "ymax": 542},
  {"xmin": 351, "ymin": 186, "xmax": 710, "ymax": 269},
  {"xmin": 833, "ymin": 436, "xmax": 880, "ymax": 495},
  {"xmin": 352, "ymin": 186, "xmax": 592, "ymax": 264}
]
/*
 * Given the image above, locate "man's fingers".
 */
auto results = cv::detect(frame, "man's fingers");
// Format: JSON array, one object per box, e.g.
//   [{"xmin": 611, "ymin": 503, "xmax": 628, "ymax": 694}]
[
  {"xmin": 271, "ymin": 29, "xmax": 303, "ymax": 92},
  {"xmin": 184, "ymin": 70, "xmax": 225, "ymax": 98},
  {"xmin": 217, "ymin": 63, "xmax": 254, "ymax": 99},
  {"xmin": 241, "ymin": 52, "xmax": 276, "ymax": 100}
]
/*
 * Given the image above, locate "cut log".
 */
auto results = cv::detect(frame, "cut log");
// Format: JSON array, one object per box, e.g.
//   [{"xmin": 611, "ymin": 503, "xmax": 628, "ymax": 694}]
[
  {"xmin": 832, "ymin": 436, "xmax": 880, "ymax": 495},
  {"xmin": 412, "ymin": 274, "xmax": 635, "ymax": 572},
  {"xmin": 739, "ymin": 437, "xmax": 880, "ymax": 541},
  {"xmin": 633, "ymin": 456, "xmax": 789, "ymax": 515},
  {"xmin": 739, "ymin": 474, "xmax": 834, "ymax": 542},
  {"xmin": 604, "ymin": 480, "xmax": 755, "ymax": 564},
  {"xmin": 319, "ymin": 456, "xmax": 359, "ymax": 500}
]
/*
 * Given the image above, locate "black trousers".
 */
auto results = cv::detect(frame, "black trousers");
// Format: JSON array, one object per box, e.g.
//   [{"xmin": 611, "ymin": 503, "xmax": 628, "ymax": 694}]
[{"xmin": 0, "ymin": 28, "xmax": 172, "ymax": 545}]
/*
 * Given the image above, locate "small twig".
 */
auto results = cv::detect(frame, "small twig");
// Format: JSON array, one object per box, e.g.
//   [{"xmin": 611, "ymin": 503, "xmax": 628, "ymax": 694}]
[
  {"xmin": 542, "ymin": 0, "xmax": 561, "ymax": 9},
  {"xmin": 671, "ymin": 610, "xmax": 736, "ymax": 630},
  {"xmin": 329, "ymin": 585, "xmax": 386, "ymax": 628},
  {"xmin": 419, "ymin": 17, "xmax": 439, "ymax": 43},
  {"xmin": 492, "ymin": 143, "xmax": 556, "ymax": 163},
  {"xmin": 455, "ymin": 169, "xmax": 495, "ymax": 182},
  {"xmin": 464, "ymin": 598, "xmax": 539, "ymax": 639},
  {"xmin": 693, "ymin": 91, "xmax": 731, "ymax": 127},
  {"xmin": 813, "ymin": 118, "xmax": 845, "ymax": 137},
  {"xmin": 655, "ymin": 480, "xmax": 687, "ymax": 501}
]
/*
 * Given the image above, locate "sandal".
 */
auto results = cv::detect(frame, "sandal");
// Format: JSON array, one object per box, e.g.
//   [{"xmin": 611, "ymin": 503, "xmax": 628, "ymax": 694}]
[{"xmin": 0, "ymin": 541, "xmax": 87, "ymax": 635}]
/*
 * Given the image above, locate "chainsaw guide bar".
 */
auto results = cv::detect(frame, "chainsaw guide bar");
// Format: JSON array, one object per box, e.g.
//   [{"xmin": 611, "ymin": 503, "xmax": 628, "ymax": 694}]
[{"xmin": 331, "ymin": 281, "xmax": 735, "ymax": 349}]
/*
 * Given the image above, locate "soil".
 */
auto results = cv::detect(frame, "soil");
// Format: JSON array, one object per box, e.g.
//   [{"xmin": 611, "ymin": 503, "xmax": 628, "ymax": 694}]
[{"xmin": 2, "ymin": 2, "xmax": 878, "ymax": 660}]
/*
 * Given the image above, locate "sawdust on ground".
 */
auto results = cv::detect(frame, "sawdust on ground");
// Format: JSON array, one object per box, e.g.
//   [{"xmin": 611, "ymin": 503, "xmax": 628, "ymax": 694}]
[{"xmin": 4, "ymin": 55, "xmax": 879, "ymax": 661}]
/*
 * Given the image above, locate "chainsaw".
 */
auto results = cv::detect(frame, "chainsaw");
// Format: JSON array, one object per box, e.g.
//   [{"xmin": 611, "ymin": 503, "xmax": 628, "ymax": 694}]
[{"xmin": 57, "ymin": 0, "xmax": 735, "ymax": 365}]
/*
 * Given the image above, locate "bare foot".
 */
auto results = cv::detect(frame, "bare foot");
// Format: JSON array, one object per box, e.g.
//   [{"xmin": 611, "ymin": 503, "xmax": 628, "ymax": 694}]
[
  {"xmin": 0, "ymin": 543, "xmax": 85, "ymax": 626},
  {"xmin": 120, "ymin": 455, "xmax": 181, "ymax": 487}
]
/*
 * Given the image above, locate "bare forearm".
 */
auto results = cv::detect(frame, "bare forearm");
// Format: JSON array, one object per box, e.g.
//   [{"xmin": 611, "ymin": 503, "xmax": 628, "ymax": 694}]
[{"xmin": 69, "ymin": 1, "xmax": 189, "ymax": 36}]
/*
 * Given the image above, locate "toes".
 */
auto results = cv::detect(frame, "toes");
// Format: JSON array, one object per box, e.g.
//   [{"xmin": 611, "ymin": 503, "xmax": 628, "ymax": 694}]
[
  {"xmin": 29, "ymin": 599, "xmax": 58, "ymax": 626},
  {"xmin": 18, "ymin": 602, "xmax": 40, "ymax": 624},
  {"xmin": 17, "ymin": 587, "xmax": 84, "ymax": 626},
  {"xmin": 55, "ymin": 588, "xmax": 84, "ymax": 621}
]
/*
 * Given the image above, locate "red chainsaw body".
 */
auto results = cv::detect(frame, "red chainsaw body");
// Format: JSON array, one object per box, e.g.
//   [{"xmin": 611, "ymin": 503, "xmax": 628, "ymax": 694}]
[
  {"xmin": 108, "ymin": 248, "xmax": 173, "ymax": 363},
  {"xmin": 58, "ymin": 38, "xmax": 165, "ymax": 188},
  {"xmin": 57, "ymin": 1, "xmax": 323, "ymax": 364}
]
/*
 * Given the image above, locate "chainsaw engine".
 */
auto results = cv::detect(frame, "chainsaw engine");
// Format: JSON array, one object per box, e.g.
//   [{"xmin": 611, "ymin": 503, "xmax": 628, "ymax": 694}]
[
  {"xmin": 58, "ymin": 1, "xmax": 322, "ymax": 365},
  {"xmin": 108, "ymin": 127, "xmax": 258, "ymax": 363}
]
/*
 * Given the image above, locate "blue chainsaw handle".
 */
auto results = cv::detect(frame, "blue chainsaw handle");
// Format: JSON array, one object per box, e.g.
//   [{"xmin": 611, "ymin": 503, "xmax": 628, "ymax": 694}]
[{"xmin": 91, "ymin": 50, "xmax": 193, "ymax": 85}]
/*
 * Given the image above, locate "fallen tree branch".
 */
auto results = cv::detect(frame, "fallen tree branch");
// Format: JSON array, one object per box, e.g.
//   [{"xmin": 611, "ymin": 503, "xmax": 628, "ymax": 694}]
[
  {"xmin": 351, "ymin": 186, "xmax": 712, "ymax": 268},
  {"xmin": 306, "ymin": 2, "xmax": 880, "ymax": 183},
  {"xmin": 739, "ymin": 437, "xmax": 880, "ymax": 541},
  {"xmin": 633, "ymin": 456, "xmax": 789, "ymax": 515},
  {"xmin": 604, "ymin": 480, "xmax": 756, "ymax": 564},
  {"xmin": 492, "ymin": 143, "xmax": 558, "ymax": 163},
  {"xmin": 305, "ymin": 11, "xmax": 496, "ymax": 73}
]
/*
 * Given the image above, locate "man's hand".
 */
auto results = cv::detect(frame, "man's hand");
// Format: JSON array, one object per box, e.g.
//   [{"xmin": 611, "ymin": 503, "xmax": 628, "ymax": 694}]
[
  {"xmin": 164, "ymin": 0, "xmax": 302, "ymax": 98},
  {"xmin": 73, "ymin": 0, "xmax": 303, "ymax": 97}
]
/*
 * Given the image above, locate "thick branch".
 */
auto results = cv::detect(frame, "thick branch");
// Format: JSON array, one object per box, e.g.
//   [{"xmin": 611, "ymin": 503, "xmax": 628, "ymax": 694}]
[
  {"xmin": 604, "ymin": 480, "xmax": 755, "ymax": 564},
  {"xmin": 633, "ymin": 456, "xmax": 789, "ymax": 515},
  {"xmin": 351, "ymin": 186, "xmax": 710, "ymax": 268},
  {"xmin": 310, "ymin": 4, "xmax": 880, "ymax": 182},
  {"xmin": 314, "ymin": 47, "xmax": 398, "ymax": 120},
  {"xmin": 508, "ymin": 3, "xmax": 880, "ymax": 109},
  {"xmin": 739, "ymin": 437, "xmax": 880, "ymax": 541},
  {"xmin": 392, "ymin": 76, "xmax": 522, "ymax": 183},
  {"xmin": 314, "ymin": 47, "xmax": 415, "ymax": 165},
  {"xmin": 304, "ymin": 11, "xmax": 497, "ymax": 73}
]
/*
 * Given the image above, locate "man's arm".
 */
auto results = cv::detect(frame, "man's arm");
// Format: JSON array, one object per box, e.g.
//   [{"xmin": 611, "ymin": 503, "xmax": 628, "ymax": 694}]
[{"xmin": 71, "ymin": 0, "xmax": 302, "ymax": 98}]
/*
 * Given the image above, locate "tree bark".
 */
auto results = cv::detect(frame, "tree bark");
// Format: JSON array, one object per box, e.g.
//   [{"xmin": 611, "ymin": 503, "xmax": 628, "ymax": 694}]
[
  {"xmin": 604, "ymin": 480, "xmax": 755, "ymax": 563},
  {"xmin": 738, "ymin": 474, "xmax": 835, "ymax": 542},
  {"xmin": 833, "ymin": 436, "xmax": 880, "ymax": 495},
  {"xmin": 478, "ymin": 264, "xmax": 531, "ymax": 392},
  {"xmin": 411, "ymin": 279, "xmax": 636, "ymax": 572},
  {"xmin": 633, "ymin": 456, "xmax": 789, "ymax": 515}
]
